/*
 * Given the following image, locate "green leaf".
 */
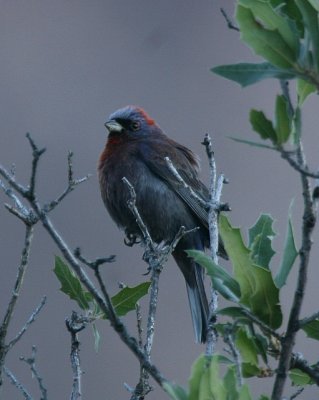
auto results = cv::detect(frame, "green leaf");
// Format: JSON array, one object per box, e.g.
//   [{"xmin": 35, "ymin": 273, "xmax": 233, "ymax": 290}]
[
  {"xmin": 239, "ymin": 0, "xmax": 300, "ymax": 53},
  {"xmin": 208, "ymin": 357, "xmax": 227, "ymax": 400},
  {"xmin": 54, "ymin": 256, "xmax": 90, "ymax": 310},
  {"xmin": 236, "ymin": 5, "xmax": 297, "ymax": 69},
  {"xmin": 218, "ymin": 306, "xmax": 249, "ymax": 319},
  {"xmin": 112, "ymin": 282, "xmax": 151, "ymax": 317},
  {"xmin": 163, "ymin": 382, "xmax": 188, "ymax": 400},
  {"xmin": 188, "ymin": 354, "xmax": 206, "ymax": 400},
  {"xmin": 297, "ymin": 78, "xmax": 316, "ymax": 105},
  {"xmin": 308, "ymin": 0, "xmax": 319, "ymax": 12},
  {"xmin": 275, "ymin": 208, "xmax": 298, "ymax": 288},
  {"xmin": 249, "ymin": 110, "xmax": 277, "ymax": 143},
  {"xmin": 219, "ymin": 215, "xmax": 282, "ymax": 329},
  {"xmin": 295, "ymin": 0, "xmax": 319, "ymax": 70},
  {"xmin": 235, "ymin": 326, "xmax": 258, "ymax": 367},
  {"xmin": 239, "ymin": 384, "xmax": 253, "ymax": 400},
  {"xmin": 259, "ymin": 396, "xmax": 270, "ymax": 400},
  {"xmin": 211, "ymin": 62, "xmax": 295, "ymax": 87},
  {"xmin": 187, "ymin": 250, "xmax": 240, "ymax": 302},
  {"xmin": 275, "ymin": 95, "xmax": 291, "ymax": 144},
  {"xmin": 289, "ymin": 368, "xmax": 313, "ymax": 386},
  {"xmin": 92, "ymin": 323, "xmax": 100, "ymax": 352},
  {"xmin": 301, "ymin": 319, "xmax": 319, "ymax": 340},
  {"xmin": 249, "ymin": 214, "xmax": 276, "ymax": 269},
  {"xmin": 241, "ymin": 363, "xmax": 261, "ymax": 378}
]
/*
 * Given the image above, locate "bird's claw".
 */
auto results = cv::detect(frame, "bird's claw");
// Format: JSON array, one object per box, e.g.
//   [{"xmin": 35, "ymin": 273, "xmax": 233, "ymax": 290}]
[{"xmin": 124, "ymin": 231, "xmax": 141, "ymax": 247}]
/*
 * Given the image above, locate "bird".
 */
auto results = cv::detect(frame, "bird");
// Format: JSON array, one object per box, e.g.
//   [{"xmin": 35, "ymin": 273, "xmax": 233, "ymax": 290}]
[{"xmin": 98, "ymin": 105, "xmax": 217, "ymax": 343}]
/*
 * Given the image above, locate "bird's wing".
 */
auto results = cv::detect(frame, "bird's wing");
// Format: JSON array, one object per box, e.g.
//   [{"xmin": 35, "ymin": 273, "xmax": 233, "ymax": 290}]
[{"xmin": 138, "ymin": 138, "xmax": 209, "ymax": 228}]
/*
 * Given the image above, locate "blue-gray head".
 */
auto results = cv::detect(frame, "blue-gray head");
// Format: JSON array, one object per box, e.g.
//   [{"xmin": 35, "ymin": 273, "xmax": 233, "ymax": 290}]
[{"xmin": 104, "ymin": 105, "xmax": 158, "ymax": 136}]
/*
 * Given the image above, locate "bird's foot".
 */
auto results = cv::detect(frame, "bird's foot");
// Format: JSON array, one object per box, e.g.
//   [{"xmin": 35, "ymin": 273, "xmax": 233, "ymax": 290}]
[{"xmin": 124, "ymin": 231, "xmax": 141, "ymax": 247}]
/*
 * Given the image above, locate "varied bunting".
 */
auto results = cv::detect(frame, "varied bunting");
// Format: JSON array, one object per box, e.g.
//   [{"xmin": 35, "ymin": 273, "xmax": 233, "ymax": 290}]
[{"xmin": 99, "ymin": 105, "xmax": 218, "ymax": 343}]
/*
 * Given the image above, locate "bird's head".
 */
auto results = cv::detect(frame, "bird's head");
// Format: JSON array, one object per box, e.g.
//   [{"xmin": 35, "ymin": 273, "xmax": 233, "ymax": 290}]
[{"xmin": 104, "ymin": 106, "xmax": 159, "ymax": 138}]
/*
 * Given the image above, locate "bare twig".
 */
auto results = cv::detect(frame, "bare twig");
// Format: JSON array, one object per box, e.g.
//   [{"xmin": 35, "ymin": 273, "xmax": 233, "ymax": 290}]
[
  {"xmin": 290, "ymin": 388, "xmax": 304, "ymax": 400},
  {"xmin": 0, "ymin": 134, "xmax": 180, "ymax": 392},
  {"xmin": 223, "ymin": 324, "xmax": 243, "ymax": 387},
  {"xmin": 7, "ymin": 297, "xmax": 47, "ymax": 351},
  {"xmin": 165, "ymin": 156, "xmax": 207, "ymax": 209},
  {"xmin": 3, "ymin": 366, "xmax": 33, "ymax": 400},
  {"xmin": 0, "ymin": 224, "xmax": 35, "ymax": 386},
  {"xmin": 299, "ymin": 311, "xmax": 319, "ymax": 328},
  {"xmin": 122, "ymin": 177, "xmax": 197, "ymax": 398},
  {"xmin": 44, "ymin": 151, "xmax": 91, "ymax": 213},
  {"xmin": 66, "ymin": 312, "xmax": 88, "ymax": 400},
  {"xmin": 20, "ymin": 346, "xmax": 47, "ymax": 400},
  {"xmin": 25, "ymin": 132, "xmax": 46, "ymax": 201},
  {"xmin": 202, "ymin": 134, "xmax": 225, "ymax": 356},
  {"xmin": 279, "ymin": 149, "xmax": 319, "ymax": 178},
  {"xmin": 220, "ymin": 7, "xmax": 240, "ymax": 32}
]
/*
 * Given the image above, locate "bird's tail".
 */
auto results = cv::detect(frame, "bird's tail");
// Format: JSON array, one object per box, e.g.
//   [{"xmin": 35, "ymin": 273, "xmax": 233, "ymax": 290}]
[{"xmin": 173, "ymin": 247, "xmax": 209, "ymax": 343}]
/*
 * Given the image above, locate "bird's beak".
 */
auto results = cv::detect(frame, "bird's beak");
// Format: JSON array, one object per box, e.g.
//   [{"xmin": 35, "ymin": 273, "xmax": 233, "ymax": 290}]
[{"xmin": 104, "ymin": 119, "xmax": 123, "ymax": 133}]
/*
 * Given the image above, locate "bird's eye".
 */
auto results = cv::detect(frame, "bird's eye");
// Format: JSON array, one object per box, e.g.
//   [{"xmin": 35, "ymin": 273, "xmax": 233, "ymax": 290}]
[{"xmin": 131, "ymin": 121, "xmax": 141, "ymax": 131}]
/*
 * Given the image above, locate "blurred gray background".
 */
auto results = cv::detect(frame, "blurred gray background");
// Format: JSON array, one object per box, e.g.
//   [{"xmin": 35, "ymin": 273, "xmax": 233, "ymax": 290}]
[{"xmin": 1, "ymin": 1, "xmax": 319, "ymax": 399}]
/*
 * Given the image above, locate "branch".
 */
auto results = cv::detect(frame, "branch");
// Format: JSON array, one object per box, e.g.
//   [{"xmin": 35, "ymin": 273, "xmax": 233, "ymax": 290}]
[
  {"xmin": 0, "ymin": 224, "xmax": 35, "ymax": 386},
  {"xmin": 44, "ymin": 151, "xmax": 91, "ymax": 213},
  {"xmin": 20, "ymin": 346, "xmax": 47, "ymax": 400},
  {"xmin": 202, "ymin": 134, "xmax": 226, "ymax": 356},
  {"xmin": 3, "ymin": 366, "xmax": 32, "ymax": 400},
  {"xmin": 279, "ymin": 149, "xmax": 319, "ymax": 178},
  {"xmin": 291, "ymin": 352, "xmax": 319, "ymax": 385},
  {"xmin": 165, "ymin": 156, "xmax": 207, "ymax": 209},
  {"xmin": 299, "ymin": 311, "xmax": 319, "ymax": 328},
  {"xmin": 223, "ymin": 324, "xmax": 243, "ymax": 387},
  {"xmin": 25, "ymin": 132, "xmax": 46, "ymax": 201},
  {"xmin": 220, "ymin": 7, "xmax": 240, "ymax": 32},
  {"xmin": 7, "ymin": 296, "xmax": 47, "ymax": 351},
  {"xmin": 272, "ymin": 141, "xmax": 317, "ymax": 399},
  {"xmin": 66, "ymin": 312, "xmax": 88, "ymax": 400}
]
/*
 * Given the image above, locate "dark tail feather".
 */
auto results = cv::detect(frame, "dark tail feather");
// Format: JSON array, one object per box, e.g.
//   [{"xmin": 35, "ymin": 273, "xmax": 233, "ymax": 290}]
[{"xmin": 173, "ymin": 247, "xmax": 209, "ymax": 343}]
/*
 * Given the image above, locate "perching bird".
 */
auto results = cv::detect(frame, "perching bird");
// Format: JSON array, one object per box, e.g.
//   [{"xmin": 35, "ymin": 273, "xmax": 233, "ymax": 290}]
[{"xmin": 99, "ymin": 105, "xmax": 216, "ymax": 343}]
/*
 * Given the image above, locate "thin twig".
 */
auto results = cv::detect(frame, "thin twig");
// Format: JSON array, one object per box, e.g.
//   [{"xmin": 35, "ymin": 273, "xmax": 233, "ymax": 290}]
[
  {"xmin": 44, "ymin": 151, "xmax": 91, "ymax": 213},
  {"xmin": 202, "ymin": 134, "xmax": 223, "ymax": 356},
  {"xmin": 66, "ymin": 312, "xmax": 87, "ymax": 400},
  {"xmin": 3, "ymin": 366, "xmax": 33, "ymax": 400},
  {"xmin": 290, "ymin": 388, "xmax": 304, "ymax": 400},
  {"xmin": 272, "ymin": 141, "xmax": 317, "ymax": 400},
  {"xmin": 220, "ymin": 7, "xmax": 240, "ymax": 32},
  {"xmin": 20, "ymin": 346, "xmax": 47, "ymax": 400},
  {"xmin": 0, "ymin": 224, "xmax": 35, "ymax": 386},
  {"xmin": 299, "ymin": 310, "xmax": 319, "ymax": 328},
  {"xmin": 223, "ymin": 324, "xmax": 243, "ymax": 387},
  {"xmin": 291, "ymin": 353, "xmax": 319, "ymax": 386},
  {"xmin": 7, "ymin": 296, "xmax": 47, "ymax": 350},
  {"xmin": 0, "ymin": 135, "xmax": 170, "ymax": 390},
  {"xmin": 165, "ymin": 156, "xmax": 207, "ymax": 209},
  {"xmin": 25, "ymin": 132, "xmax": 46, "ymax": 201},
  {"xmin": 280, "ymin": 149, "xmax": 319, "ymax": 178}
]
